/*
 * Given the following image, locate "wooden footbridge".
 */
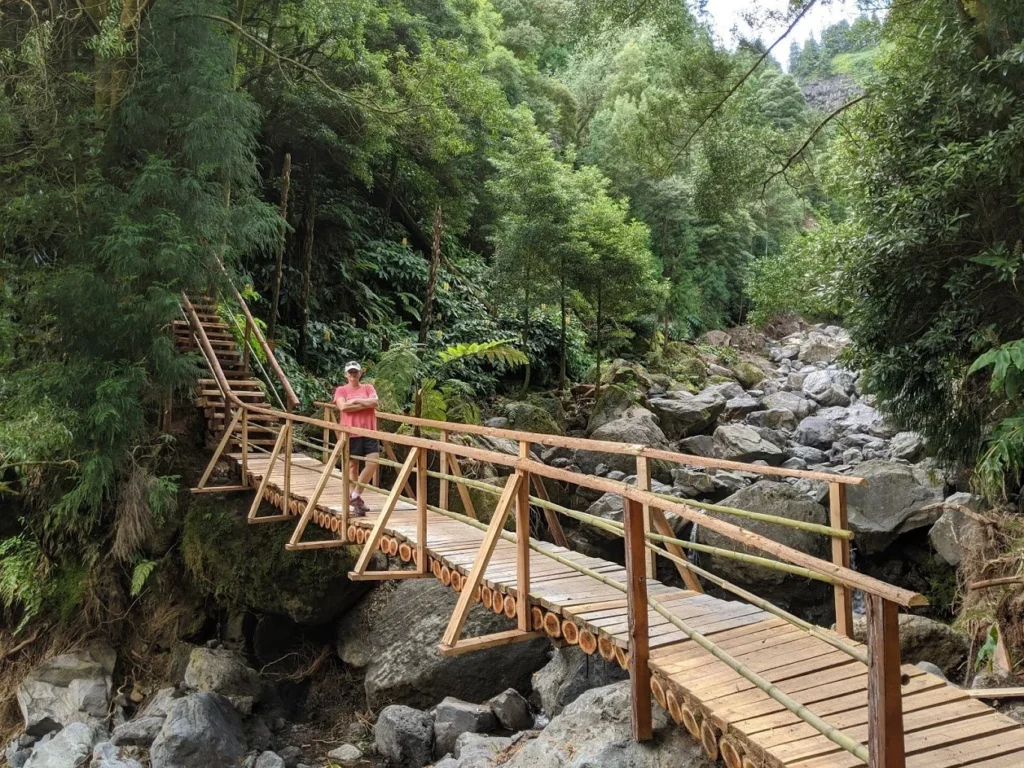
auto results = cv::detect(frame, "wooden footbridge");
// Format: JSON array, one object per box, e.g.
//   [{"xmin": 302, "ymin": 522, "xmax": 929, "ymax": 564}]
[{"xmin": 176, "ymin": 290, "xmax": 1024, "ymax": 768}]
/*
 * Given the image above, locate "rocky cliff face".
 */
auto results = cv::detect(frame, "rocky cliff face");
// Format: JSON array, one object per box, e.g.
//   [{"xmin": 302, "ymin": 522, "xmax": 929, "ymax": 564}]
[{"xmin": 801, "ymin": 74, "xmax": 861, "ymax": 112}]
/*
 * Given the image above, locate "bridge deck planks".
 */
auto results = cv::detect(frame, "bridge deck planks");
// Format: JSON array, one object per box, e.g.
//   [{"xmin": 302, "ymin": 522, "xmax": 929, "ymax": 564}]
[{"xmin": 230, "ymin": 450, "xmax": 1024, "ymax": 768}]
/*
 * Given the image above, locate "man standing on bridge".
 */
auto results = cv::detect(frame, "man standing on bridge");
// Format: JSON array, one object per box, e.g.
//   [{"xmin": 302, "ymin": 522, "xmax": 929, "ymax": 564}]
[{"xmin": 335, "ymin": 360, "xmax": 379, "ymax": 517}]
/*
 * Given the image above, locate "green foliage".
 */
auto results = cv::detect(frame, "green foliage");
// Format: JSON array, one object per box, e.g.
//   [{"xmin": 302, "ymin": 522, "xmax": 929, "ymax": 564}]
[
  {"xmin": 129, "ymin": 559, "xmax": 158, "ymax": 598},
  {"xmin": 437, "ymin": 339, "xmax": 529, "ymax": 368},
  {"xmin": 790, "ymin": 14, "xmax": 882, "ymax": 84},
  {"xmin": 747, "ymin": 217, "xmax": 857, "ymax": 326},
  {"xmin": 0, "ymin": 536, "xmax": 44, "ymax": 633}
]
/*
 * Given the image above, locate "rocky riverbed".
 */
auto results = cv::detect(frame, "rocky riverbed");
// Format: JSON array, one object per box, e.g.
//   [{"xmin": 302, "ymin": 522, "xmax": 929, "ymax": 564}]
[{"xmin": 5, "ymin": 322, "xmax": 1008, "ymax": 768}]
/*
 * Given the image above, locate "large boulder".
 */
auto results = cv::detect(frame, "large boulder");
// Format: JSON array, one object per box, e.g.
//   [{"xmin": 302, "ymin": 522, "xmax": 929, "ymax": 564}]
[
  {"xmin": 182, "ymin": 648, "xmax": 260, "ymax": 714},
  {"xmin": 530, "ymin": 647, "xmax": 627, "ymax": 717},
  {"xmin": 586, "ymin": 385, "xmax": 634, "ymax": 435},
  {"xmin": 799, "ymin": 334, "xmax": 841, "ymax": 364},
  {"xmin": 762, "ymin": 391, "xmax": 815, "ymax": 419},
  {"xmin": 697, "ymin": 481, "xmax": 829, "ymax": 588},
  {"xmin": 336, "ymin": 579, "xmax": 549, "ymax": 709},
  {"xmin": 712, "ymin": 424, "xmax": 784, "ymax": 464},
  {"xmin": 502, "ymin": 682, "xmax": 714, "ymax": 768},
  {"xmin": 149, "ymin": 693, "xmax": 246, "ymax": 768},
  {"xmin": 584, "ymin": 478, "xmax": 674, "ymax": 533},
  {"xmin": 889, "ymin": 431, "xmax": 925, "ymax": 462},
  {"xmin": 646, "ymin": 391, "xmax": 725, "ymax": 439},
  {"xmin": 110, "ymin": 717, "xmax": 165, "ymax": 747},
  {"xmin": 802, "ymin": 371, "xmax": 851, "ymax": 408},
  {"xmin": 928, "ymin": 493, "xmax": 986, "ymax": 566},
  {"xmin": 846, "ymin": 460, "xmax": 945, "ymax": 554},
  {"xmin": 435, "ymin": 734, "xmax": 514, "ymax": 768},
  {"xmin": 23, "ymin": 722, "xmax": 106, "ymax": 768},
  {"xmin": 17, "ymin": 642, "xmax": 116, "ymax": 736},
  {"xmin": 182, "ymin": 496, "xmax": 363, "ymax": 625},
  {"xmin": 852, "ymin": 614, "xmax": 970, "ymax": 677},
  {"xmin": 89, "ymin": 742, "xmax": 145, "ymax": 768},
  {"xmin": 503, "ymin": 402, "xmax": 563, "ymax": 436},
  {"xmin": 795, "ymin": 415, "xmax": 842, "ymax": 450},
  {"xmin": 731, "ymin": 361, "xmax": 766, "ymax": 389},
  {"xmin": 488, "ymin": 689, "xmax": 532, "ymax": 732},
  {"xmin": 374, "ymin": 705, "xmax": 433, "ymax": 768},
  {"xmin": 433, "ymin": 698, "xmax": 497, "ymax": 758},
  {"xmin": 575, "ymin": 410, "xmax": 667, "ymax": 477}
]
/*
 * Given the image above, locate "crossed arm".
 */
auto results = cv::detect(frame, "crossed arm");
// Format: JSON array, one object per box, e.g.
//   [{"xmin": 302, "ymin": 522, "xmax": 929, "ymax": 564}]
[{"xmin": 336, "ymin": 394, "xmax": 378, "ymax": 412}]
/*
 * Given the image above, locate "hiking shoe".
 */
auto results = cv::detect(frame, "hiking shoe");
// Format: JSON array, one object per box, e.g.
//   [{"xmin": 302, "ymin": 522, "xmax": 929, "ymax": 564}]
[
  {"xmin": 352, "ymin": 495, "xmax": 370, "ymax": 514},
  {"xmin": 348, "ymin": 502, "xmax": 366, "ymax": 518}
]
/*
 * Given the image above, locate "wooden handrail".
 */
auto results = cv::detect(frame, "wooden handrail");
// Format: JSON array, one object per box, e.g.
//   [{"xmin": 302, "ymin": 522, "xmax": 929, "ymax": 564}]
[
  {"xmin": 313, "ymin": 401, "xmax": 866, "ymax": 485},
  {"xmin": 232, "ymin": 399, "xmax": 923, "ymax": 606},
  {"xmin": 213, "ymin": 257, "xmax": 300, "ymax": 412}
]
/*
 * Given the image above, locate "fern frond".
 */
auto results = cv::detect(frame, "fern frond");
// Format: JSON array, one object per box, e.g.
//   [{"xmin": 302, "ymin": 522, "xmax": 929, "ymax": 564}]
[
  {"xmin": 130, "ymin": 559, "xmax": 157, "ymax": 597},
  {"xmin": 438, "ymin": 339, "xmax": 528, "ymax": 368}
]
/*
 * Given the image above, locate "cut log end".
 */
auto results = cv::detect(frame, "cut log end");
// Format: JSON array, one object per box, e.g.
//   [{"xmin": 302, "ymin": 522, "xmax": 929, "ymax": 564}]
[
  {"xmin": 597, "ymin": 635, "xmax": 615, "ymax": 662},
  {"xmin": 531, "ymin": 606, "xmax": 545, "ymax": 632},
  {"xmin": 503, "ymin": 595, "xmax": 517, "ymax": 619},
  {"xmin": 480, "ymin": 586, "xmax": 492, "ymax": 607},
  {"xmin": 386, "ymin": 536, "xmax": 399, "ymax": 556},
  {"xmin": 700, "ymin": 720, "xmax": 720, "ymax": 761},
  {"xmin": 666, "ymin": 690, "xmax": 683, "ymax": 726},
  {"xmin": 450, "ymin": 571, "xmax": 463, "ymax": 592},
  {"xmin": 681, "ymin": 704, "xmax": 700, "ymax": 739},
  {"xmin": 561, "ymin": 620, "xmax": 579, "ymax": 646},
  {"xmin": 440, "ymin": 566, "xmax": 452, "ymax": 587},
  {"xmin": 432, "ymin": 560, "xmax": 442, "ymax": 579},
  {"xmin": 398, "ymin": 542, "xmax": 412, "ymax": 562},
  {"xmin": 330, "ymin": 516, "xmax": 340, "ymax": 533},
  {"xmin": 491, "ymin": 589, "xmax": 506, "ymax": 615},
  {"xmin": 614, "ymin": 645, "xmax": 629, "ymax": 670},
  {"xmin": 741, "ymin": 755, "xmax": 762, "ymax": 768},
  {"xmin": 543, "ymin": 612, "xmax": 562, "ymax": 639},
  {"xmin": 378, "ymin": 536, "xmax": 390, "ymax": 553},
  {"xmin": 578, "ymin": 629, "xmax": 597, "ymax": 655},
  {"xmin": 651, "ymin": 676, "xmax": 666, "ymax": 710},
  {"xmin": 720, "ymin": 737, "xmax": 744, "ymax": 768},
  {"xmin": 346, "ymin": 525, "xmax": 357, "ymax": 541}
]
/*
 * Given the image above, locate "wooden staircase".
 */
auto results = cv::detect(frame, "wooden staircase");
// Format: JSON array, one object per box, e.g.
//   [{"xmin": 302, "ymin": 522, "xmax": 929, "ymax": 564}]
[{"xmin": 173, "ymin": 297, "xmax": 279, "ymax": 448}]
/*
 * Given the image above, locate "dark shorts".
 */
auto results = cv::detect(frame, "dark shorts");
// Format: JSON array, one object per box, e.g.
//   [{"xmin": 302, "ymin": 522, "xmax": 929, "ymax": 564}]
[{"xmin": 349, "ymin": 437, "xmax": 380, "ymax": 459}]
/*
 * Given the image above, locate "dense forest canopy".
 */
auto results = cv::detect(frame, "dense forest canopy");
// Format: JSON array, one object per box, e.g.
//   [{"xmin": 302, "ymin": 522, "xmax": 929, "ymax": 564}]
[{"xmin": 2, "ymin": 0, "xmax": 1024, "ymax": 633}]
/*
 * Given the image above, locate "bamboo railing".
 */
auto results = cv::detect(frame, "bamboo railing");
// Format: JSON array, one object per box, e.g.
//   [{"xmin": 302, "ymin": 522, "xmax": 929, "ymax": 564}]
[{"xmin": 182, "ymin": 295, "xmax": 921, "ymax": 768}]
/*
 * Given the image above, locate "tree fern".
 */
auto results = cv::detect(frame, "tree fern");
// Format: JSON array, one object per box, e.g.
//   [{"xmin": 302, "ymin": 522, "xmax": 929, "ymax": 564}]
[
  {"xmin": 130, "ymin": 558, "xmax": 157, "ymax": 597},
  {"xmin": 437, "ymin": 339, "xmax": 528, "ymax": 368}
]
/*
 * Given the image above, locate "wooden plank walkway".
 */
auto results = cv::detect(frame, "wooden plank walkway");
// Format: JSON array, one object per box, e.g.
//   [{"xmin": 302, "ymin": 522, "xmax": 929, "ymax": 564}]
[{"xmin": 231, "ymin": 451, "xmax": 1024, "ymax": 768}]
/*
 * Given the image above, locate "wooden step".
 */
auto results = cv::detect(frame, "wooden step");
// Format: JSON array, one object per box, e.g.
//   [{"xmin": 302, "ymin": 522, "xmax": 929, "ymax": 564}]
[
  {"xmin": 198, "ymin": 378, "xmax": 263, "ymax": 389},
  {"xmin": 198, "ymin": 389, "xmax": 266, "ymax": 399}
]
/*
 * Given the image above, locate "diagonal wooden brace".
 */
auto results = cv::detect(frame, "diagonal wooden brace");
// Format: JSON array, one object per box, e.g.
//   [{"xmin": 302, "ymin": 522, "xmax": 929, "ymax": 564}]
[
  {"xmin": 247, "ymin": 425, "xmax": 290, "ymax": 523},
  {"xmin": 441, "ymin": 473, "xmax": 523, "ymax": 648},
  {"xmin": 286, "ymin": 437, "xmax": 346, "ymax": 549},
  {"xmin": 350, "ymin": 447, "xmax": 419, "ymax": 576},
  {"xmin": 196, "ymin": 407, "xmax": 243, "ymax": 489}
]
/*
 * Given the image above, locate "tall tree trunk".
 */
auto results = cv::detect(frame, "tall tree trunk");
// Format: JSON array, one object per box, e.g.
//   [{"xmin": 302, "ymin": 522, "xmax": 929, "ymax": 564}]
[
  {"xmin": 559, "ymin": 260, "xmax": 567, "ymax": 394},
  {"xmin": 418, "ymin": 206, "xmax": 442, "ymax": 346},
  {"xmin": 594, "ymin": 286, "xmax": 602, "ymax": 396},
  {"xmin": 297, "ymin": 172, "xmax": 318, "ymax": 364},
  {"xmin": 267, "ymin": 152, "xmax": 292, "ymax": 341},
  {"xmin": 521, "ymin": 268, "xmax": 532, "ymax": 394},
  {"xmin": 380, "ymin": 155, "xmax": 399, "ymax": 236}
]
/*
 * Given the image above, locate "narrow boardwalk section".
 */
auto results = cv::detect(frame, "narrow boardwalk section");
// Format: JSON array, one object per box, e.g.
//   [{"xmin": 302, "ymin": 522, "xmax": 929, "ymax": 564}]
[{"xmin": 234, "ymin": 450, "xmax": 1024, "ymax": 768}]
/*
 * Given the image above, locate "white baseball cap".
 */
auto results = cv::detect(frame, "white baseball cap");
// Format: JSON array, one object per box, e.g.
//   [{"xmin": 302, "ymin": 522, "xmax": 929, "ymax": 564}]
[{"xmin": 344, "ymin": 360, "xmax": 362, "ymax": 373}]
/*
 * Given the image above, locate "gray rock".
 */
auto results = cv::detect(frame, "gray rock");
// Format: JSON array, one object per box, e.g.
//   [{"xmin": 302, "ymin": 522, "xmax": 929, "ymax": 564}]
[
  {"xmin": 697, "ymin": 481, "xmax": 829, "ymax": 588},
  {"xmin": 488, "ymin": 689, "xmax": 532, "ymax": 732},
  {"xmin": 433, "ymin": 698, "xmax": 497, "ymax": 758},
  {"xmin": 254, "ymin": 752, "xmax": 285, "ymax": 768},
  {"xmin": 852, "ymin": 614, "xmax": 970, "ymax": 677},
  {"xmin": 17, "ymin": 642, "xmax": 116, "ymax": 736},
  {"xmin": 183, "ymin": 648, "xmax": 260, "ymax": 715},
  {"xmin": 803, "ymin": 371, "xmax": 851, "ymax": 407},
  {"xmin": 746, "ymin": 408, "xmax": 796, "ymax": 431},
  {"xmin": 712, "ymin": 471, "xmax": 751, "ymax": 494},
  {"xmin": 799, "ymin": 334, "xmax": 841, "ymax": 364},
  {"xmin": 530, "ymin": 647, "xmax": 627, "ymax": 717},
  {"xmin": 723, "ymin": 396, "xmax": 762, "ymax": 421},
  {"xmin": 846, "ymin": 460, "xmax": 946, "ymax": 554},
  {"xmin": 712, "ymin": 424, "xmax": 784, "ymax": 464},
  {"xmin": 782, "ymin": 457, "xmax": 807, "ymax": 470},
  {"xmin": 788, "ymin": 444, "xmax": 828, "ymax": 464},
  {"xmin": 277, "ymin": 746, "xmax": 302, "ymax": 768},
  {"xmin": 914, "ymin": 661, "xmax": 948, "ymax": 682},
  {"xmin": 646, "ymin": 391, "xmax": 725, "ymax": 439},
  {"xmin": 138, "ymin": 688, "xmax": 180, "ymax": 719},
  {"xmin": 110, "ymin": 716, "xmax": 164, "ymax": 747},
  {"xmin": 447, "ymin": 733, "xmax": 513, "ymax": 767},
  {"xmin": 762, "ymin": 391, "xmax": 815, "ymax": 419},
  {"xmin": 842, "ymin": 448, "xmax": 863, "ymax": 465},
  {"xmin": 325, "ymin": 744, "xmax": 361, "ymax": 766},
  {"xmin": 585, "ymin": 479, "xmax": 674, "ymax": 532},
  {"xmin": 374, "ymin": 705, "xmax": 433, "ymax": 768},
  {"xmin": 890, "ymin": 431, "xmax": 925, "ymax": 462},
  {"xmin": 89, "ymin": 742, "xmax": 144, "ymax": 768},
  {"xmin": 702, "ymin": 382, "xmax": 745, "ymax": 401},
  {"xmin": 928, "ymin": 493, "xmax": 985, "ymax": 566},
  {"xmin": 575, "ymin": 410, "xmax": 667, "ymax": 476},
  {"xmin": 150, "ymin": 693, "xmax": 246, "ymax": 768},
  {"xmin": 671, "ymin": 468, "xmax": 715, "ymax": 497},
  {"xmin": 795, "ymin": 415, "xmax": 841, "ymax": 450},
  {"xmin": 841, "ymin": 402, "xmax": 892, "ymax": 437},
  {"xmin": 503, "ymin": 682, "xmax": 714, "ymax": 768},
  {"xmin": 336, "ymin": 579, "xmax": 549, "ymax": 709},
  {"xmin": 677, "ymin": 435, "xmax": 716, "ymax": 457},
  {"xmin": 24, "ymin": 722, "xmax": 106, "ymax": 768},
  {"xmin": 484, "ymin": 417, "xmax": 509, "ymax": 430},
  {"xmin": 586, "ymin": 385, "xmax": 634, "ymax": 435}
]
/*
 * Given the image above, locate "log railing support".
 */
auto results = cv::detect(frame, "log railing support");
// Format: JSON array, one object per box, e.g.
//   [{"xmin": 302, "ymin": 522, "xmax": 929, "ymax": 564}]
[
  {"xmin": 286, "ymin": 435, "xmax": 347, "ymax": 550},
  {"xmin": 340, "ymin": 432, "xmax": 350, "ymax": 543},
  {"xmin": 439, "ymin": 430, "xmax": 450, "ymax": 512},
  {"xmin": 246, "ymin": 424, "xmax": 290, "ymax": 523},
  {"xmin": 283, "ymin": 422, "xmax": 292, "ymax": 514},
  {"xmin": 623, "ymin": 497, "xmax": 653, "ymax": 741},
  {"xmin": 196, "ymin": 406, "xmax": 243, "ymax": 490},
  {"xmin": 350, "ymin": 447, "xmax": 420, "ymax": 576},
  {"xmin": 635, "ymin": 456, "xmax": 656, "ymax": 579},
  {"xmin": 516, "ymin": 442, "xmax": 531, "ymax": 632},
  {"xmin": 240, "ymin": 408, "xmax": 249, "ymax": 487},
  {"xmin": 866, "ymin": 594, "xmax": 905, "ymax": 768},
  {"xmin": 417, "ymin": 445, "xmax": 429, "ymax": 574},
  {"xmin": 830, "ymin": 482, "xmax": 853, "ymax": 638},
  {"xmin": 322, "ymin": 404, "xmax": 332, "ymax": 463}
]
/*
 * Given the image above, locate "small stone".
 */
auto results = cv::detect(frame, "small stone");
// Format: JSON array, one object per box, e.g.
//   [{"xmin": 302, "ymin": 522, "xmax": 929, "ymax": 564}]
[
  {"xmin": 374, "ymin": 705, "xmax": 433, "ymax": 768},
  {"xmin": 326, "ymin": 744, "xmax": 362, "ymax": 766},
  {"xmin": 254, "ymin": 752, "xmax": 286, "ymax": 768},
  {"xmin": 278, "ymin": 745, "xmax": 302, "ymax": 768},
  {"xmin": 433, "ymin": 698, "xmax": 497, "ymax": 758},
  {"xmin": 110, "ymin": 717, "xmax": 164, "ymax": 747}
]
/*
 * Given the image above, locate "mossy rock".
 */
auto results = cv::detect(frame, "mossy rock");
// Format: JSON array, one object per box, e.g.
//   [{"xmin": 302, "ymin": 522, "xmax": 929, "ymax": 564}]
[
  {"xmin": 587, "ymin": 384, "xmax": 636, "ymax": 435},
  {"xmin": 604, "ymin": 359, "xmax": 654, "ymax": 391},
  {"xmin": 732, "ymin": 361, "xmax": 766, "ymax": 389},
  {"xmin": 669, "ymin": 356, "xmax": 708, "ymax": 386},
  {"xmin": 706, "ymin": 375, "xmax": 734, "ymax": 386},
  {"xmin": 525, "ymin": 394, "xmax": 568, "ymax": 428},
  {"xmin": 182, "ymin": 497, "xmax": 364, "ymax": 626},
  {"xmin": 503, "ymin": 401, "xmax": 563, "ymax": 435}
]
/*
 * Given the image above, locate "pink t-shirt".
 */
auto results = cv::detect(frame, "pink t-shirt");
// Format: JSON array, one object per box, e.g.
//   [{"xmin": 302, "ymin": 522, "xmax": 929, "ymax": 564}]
[{"xmin": 334, "ymin": 383, "xmax": 378, "ymax": 430}]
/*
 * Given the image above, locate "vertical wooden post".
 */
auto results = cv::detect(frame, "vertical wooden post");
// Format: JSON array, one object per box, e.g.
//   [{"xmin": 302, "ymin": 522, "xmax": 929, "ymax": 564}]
[
  {"xmin": 241, "ymin": 316, "xmax": 252, "ymax": 372},
  {"xmin": 623, "ymin": 497, "xmax": 653, "ymax": 742},
  {"xmin": 283, "ymin": 422, "xmax": 292, "ymax": 514},
  {"xmin": 417, "ymin": 446, "xmax": 428, "ymax": 573},
  {"xmin": 322, "ymin": 405, "xmax": 331, "ymax": 463},
  {"xmin": 635, "ymin": 456, "xmax": 655, "ymax": 580},
  {"xmin": 439, "ymin": 430, "xmax": 450, "ymax": 512},
  {"xmin": 829, "ymin": 483, "xmax": 853, "ymax": 638},
  {"xmin": 340, "ymin": 432, "xmax": 350, "ymax": 542},
  {"xmin": 240, "ymin": 408, "xmax": 249, "ymax": 487},
  {"xmin": 516, "ymin": 442, "xmax": 531, "ymax": 632},
  {"xmin": 866, "ymin": 594, "xmax": 905, "ymax": 768}
]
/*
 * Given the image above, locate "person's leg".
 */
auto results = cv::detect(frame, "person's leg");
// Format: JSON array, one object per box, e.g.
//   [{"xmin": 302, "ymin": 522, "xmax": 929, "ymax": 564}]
[
  {"xmin": 350, "ymin": 440, "xmax": 378, "ymax": 513},
  {"xmin": 348, "ymin": 437, "xmax": 367, "ymax": 515},
  {"xmin": 356, "ymin": 452, "xmax": 379, "ymax": 488}
]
